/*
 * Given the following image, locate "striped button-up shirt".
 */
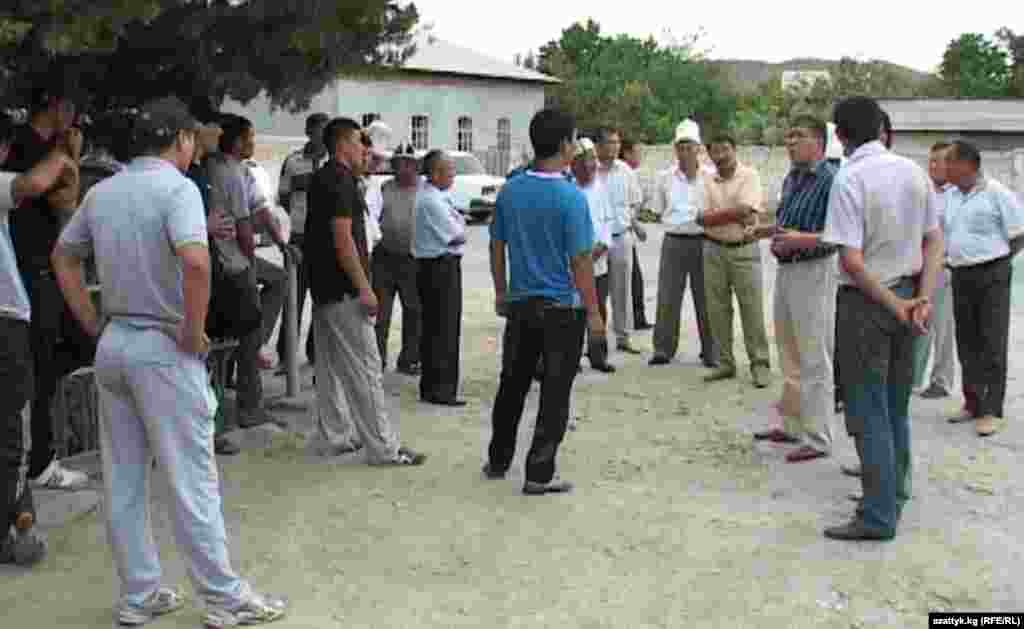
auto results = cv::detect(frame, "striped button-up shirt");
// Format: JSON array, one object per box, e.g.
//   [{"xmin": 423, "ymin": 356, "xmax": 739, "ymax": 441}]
[
  {"xmin": 278, "ymin": 145, "xmax": 328, "ymax": 236},
  {"xmin": 774, "ymin": 160, "xmax": 839, "ymax": 263}
]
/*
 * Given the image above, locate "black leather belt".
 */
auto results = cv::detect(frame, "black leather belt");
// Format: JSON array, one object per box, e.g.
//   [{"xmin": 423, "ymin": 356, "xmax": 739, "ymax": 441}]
[
  {"xmin": 705, "ymin": 237, "xmax": 747, "ymax": 249},
  {"xmin": 666, "ymin": 233, "xmax": 702, "ymax": 239}
]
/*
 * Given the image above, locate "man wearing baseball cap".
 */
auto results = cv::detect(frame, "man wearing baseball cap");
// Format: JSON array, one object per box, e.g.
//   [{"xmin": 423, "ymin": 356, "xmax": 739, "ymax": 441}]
[
  {"xmin": 649, "ymin": 119, "xmax": 716, "ymax": 367},
  {"xmin": 53, "ymin": 97, "xmax": 287, "ymax": 625}
]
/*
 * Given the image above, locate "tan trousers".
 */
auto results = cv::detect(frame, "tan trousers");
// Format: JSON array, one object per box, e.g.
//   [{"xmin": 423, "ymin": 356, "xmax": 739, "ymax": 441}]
[
  {"xmin": 608, "ymin": 232, "xmax": 634, "ymax": 343},
  {"xmin": 313, "ymin": 297, "xmax": 400, "ymax": 463},
  {"xmin": 774, "ymin": 255, "xmax": 837, "ymax": 453},
  {"xmin": 702, "ymin": 240, "xmax": 770, "ymax": 371}
]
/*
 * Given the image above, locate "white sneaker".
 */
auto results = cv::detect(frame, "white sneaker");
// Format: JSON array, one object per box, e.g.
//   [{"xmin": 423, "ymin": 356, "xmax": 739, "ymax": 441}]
[
  {"xmin": 203, "ymin": 587, "xmax": 288, "ymax": 628},
  {"xmin": 117, "ymin": 587, "xmax": 186, "ymax": 626},
  {"xmin": 30, "ymin": 458, "xmax": 90, "ymax": 490}
]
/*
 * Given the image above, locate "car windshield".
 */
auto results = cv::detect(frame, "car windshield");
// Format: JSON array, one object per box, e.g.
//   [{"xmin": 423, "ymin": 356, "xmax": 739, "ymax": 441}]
[{"xmin": 453, "ymin": 154, "xmax": 485, "ymax": 176}]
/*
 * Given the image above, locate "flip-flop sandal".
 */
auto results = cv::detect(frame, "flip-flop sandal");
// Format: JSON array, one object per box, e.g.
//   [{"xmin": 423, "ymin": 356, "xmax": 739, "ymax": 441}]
[{"xmin": 947, "ymin": 414, "xmax": 974, "ymax": 424}]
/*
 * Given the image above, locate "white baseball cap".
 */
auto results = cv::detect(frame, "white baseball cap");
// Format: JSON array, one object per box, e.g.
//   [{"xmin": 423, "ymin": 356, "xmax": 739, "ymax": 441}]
[
  {"xmin": 573, "ymin": 137, "xmax": 597, "ymax": 158},
  {"xmin": 673, "ymin": 119, "xmax": 701, "ymax": 145}
]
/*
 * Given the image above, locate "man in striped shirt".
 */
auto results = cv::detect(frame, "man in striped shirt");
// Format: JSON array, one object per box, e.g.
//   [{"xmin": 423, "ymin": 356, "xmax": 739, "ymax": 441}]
[{"xmin": 756, "ymin": 115, "xmax": 839, "ymax": 462}]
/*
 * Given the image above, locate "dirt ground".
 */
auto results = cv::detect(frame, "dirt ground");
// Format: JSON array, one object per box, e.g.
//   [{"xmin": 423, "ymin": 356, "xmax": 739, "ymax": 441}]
[{"xmin": 3, "ymin": 223, "xmax": 1024, "ymax": 628}]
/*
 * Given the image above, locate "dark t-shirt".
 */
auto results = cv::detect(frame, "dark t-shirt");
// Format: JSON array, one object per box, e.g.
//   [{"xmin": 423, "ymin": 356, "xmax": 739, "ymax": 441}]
[
  {"xmin": 4, "ymin": 124, "xmax": 60, "ymax": 281},
  {"xmin": 304, "ymin": 159, "xmax": 368, "ymax": 306}
]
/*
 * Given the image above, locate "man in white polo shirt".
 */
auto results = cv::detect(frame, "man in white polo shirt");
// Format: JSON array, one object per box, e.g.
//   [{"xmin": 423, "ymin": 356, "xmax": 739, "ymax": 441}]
[
  {"xmin": 821, "ymin": 96, "xmax": 943, "ymax": 541},
  {"xmin": 649, "ymin": 119, "xmax": 716, "ymax": 367},
  {"xmin": 943, "ymin": 140, "xmax": 1024, "ymax": 437}
]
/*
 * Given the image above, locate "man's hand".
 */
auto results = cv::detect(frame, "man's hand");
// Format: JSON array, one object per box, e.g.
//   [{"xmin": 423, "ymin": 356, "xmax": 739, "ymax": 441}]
[
  {"xmin": 592, "ymin": 244, "xmax": 608, "ymax": 261},
  {"xmin": 587, "ymin": 310, "xmax": 606, "ymax": 338},
  {"xmin": 634, "ymin": 223, "xmax": 648, "ymax": 243},
  {"xmin": 890, "ymin": 296, "xmax": 928, "ymax": 326},
  {"xmin": 495, "ymin": 293, "xmax": 508, "ymax": 318},
  {"xmin": 770, "ymin": 229, "xmax": 807, "ymax": 256},
  {"xmin": 61, "ymin": 128, "xmax": 84, "ymax": 162},
  {"xmin": 176, "ymin": 321, "xmax": 210, "ymax": 355},
  {"xmin": 358, "ymin": 287, "xmax": 379, "ymax": 318},
  {"xmin": 910, "ymin": 300, "xmax": 932, "ymax": 336},
  {"xmin": 207, "ymin": 208, "xmax": 236, "ymax": 241}
]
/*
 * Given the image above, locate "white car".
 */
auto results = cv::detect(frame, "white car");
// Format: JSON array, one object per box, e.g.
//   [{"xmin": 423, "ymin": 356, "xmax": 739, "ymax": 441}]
[{"xmin": 369, "ymin": 150, "xmax": 505, "ymax": 222}]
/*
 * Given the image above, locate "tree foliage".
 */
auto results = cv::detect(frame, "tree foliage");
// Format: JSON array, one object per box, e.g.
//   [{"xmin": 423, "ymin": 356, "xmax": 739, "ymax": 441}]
[
  {"xmin": 995, "ymin": 27, "xmax": 1024, "ymax": 96},
  {"xmin": 939, "ymin": 32, "xmax": 1011, "ymax": 97},
  {"xmin": 0, "ymin": 1, "xmax": 420, "ymax": 115},
  {"xmin": 535, "ymin": 20, "xmax": 736, "ymax": 143}
]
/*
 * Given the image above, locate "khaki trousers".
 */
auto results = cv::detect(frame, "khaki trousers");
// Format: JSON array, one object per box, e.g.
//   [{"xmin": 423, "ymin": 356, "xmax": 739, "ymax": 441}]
[
  {"xmin": 702, "ymin": 240, "xmax": 770, "ymax": 371},
  {"xmin": 774, "ymin": 255, "xmax": 837, "ymax": 453},
  {"xmin": 313, "ymin": 297, "xmax": 400, "ymax": 463},
  {"xmin": 608, "ymin": 232, "xmax": 634, "ymax": 343}
]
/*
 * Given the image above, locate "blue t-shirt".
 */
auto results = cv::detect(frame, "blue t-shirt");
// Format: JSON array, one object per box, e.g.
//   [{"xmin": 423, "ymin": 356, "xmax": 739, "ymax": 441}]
[{"xmin": 489, "ymin": 171, "xmax": 594, "ymax": 306}]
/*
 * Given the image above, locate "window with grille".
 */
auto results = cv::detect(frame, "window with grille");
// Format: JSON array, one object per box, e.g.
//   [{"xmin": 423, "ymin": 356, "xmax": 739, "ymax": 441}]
[
  {"xmin": 411, "ymin": 115, "xmax": 429, "ymax": 150},
  {"xmin": 361, "ymin": 113, "xmax": 380, "ymax": 128},
  {"xmin": 497, "ymin": 118, "xmax": 511, "ymax": 151},
  {"xmin": 457, "ymin": 116, "xmax": 473, "ymax": 152}
]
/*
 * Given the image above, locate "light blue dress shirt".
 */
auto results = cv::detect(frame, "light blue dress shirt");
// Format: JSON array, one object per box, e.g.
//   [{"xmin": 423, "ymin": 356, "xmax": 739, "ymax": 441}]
[
  {"xmin": 413, "ymin": 182, "xmax": 466, "ymax": 259},
  {"xmin": 943, "ymin": 176, "xmax": 1024, "ymax": 268}
]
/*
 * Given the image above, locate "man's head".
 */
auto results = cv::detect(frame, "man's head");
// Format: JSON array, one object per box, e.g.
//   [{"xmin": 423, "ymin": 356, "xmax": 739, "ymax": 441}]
[
  {"xmin": 423, "ymin": 149, "xmax": 455, "ymax": 191},
  {"xmin": 322, "ymin": 117, "xmax": 365, "ymax": 171},
  {"xmin": 133, "ymin": 96, "xmax": 199, "ymax": 172},
  {"xmin": 28, "ymin": 78, "xmax": 77, "ymax": 134},
  {"xmin": 620, "ymin": 138, "xmax": 641, "ymax": 169},
  {"xmin": 88, "ymin": 110, "xmax": 139, "ymax": 163},
  {"xmin": 594, "ymin": 126, "xmax": 621, "ymax": 163},
  {"xmin": 673, "ymin": 119, "xmax": 702, "ymax": 173},
  {"xmin": 832, "ymin": 96, "xmax": 883, "ymax": 154},
  {"xmin": 391, "ymin": 143, "xmax": 419, "ymax": 186},
  {"xmin": 571, "ymin": 137, "xmax": 598, "ymax": 186},
  {"xmin": 529, "ymin": 109, "xmax": 577, "ymax": 168},
  {"xmin": 880, "ymin": 110, "xmax": 893, "ymax": 150},
  {"xmin": 306, "ymin": 112, "xmax": 329, "ymax": 146},
  {"xmin": 928, "ymin": 141, "xmax": 952, "ymax": 187},
  {"xmin": 944, "ymin": 140, "xmax": 982, "ymax": 190},
  {"xmin": 218, "ymin": 114, "xmax": 255, "ymax": 159},
  {"xmin": 707, "ymin": 133, "xmax": 737, "ymax": 174},
  {"xmin": 784, "ymin": 115, "xmax": 827, "ymax": 166}
]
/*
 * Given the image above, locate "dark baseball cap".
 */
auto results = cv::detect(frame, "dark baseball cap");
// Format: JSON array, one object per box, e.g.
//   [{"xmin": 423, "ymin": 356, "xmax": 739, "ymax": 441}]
[{"xmin": 133, "ymin": 96, "xmax": 199, "ymax": 145}]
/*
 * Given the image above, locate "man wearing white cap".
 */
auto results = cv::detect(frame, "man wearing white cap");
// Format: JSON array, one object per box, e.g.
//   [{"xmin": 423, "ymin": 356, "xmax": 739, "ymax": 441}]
[
  {"xmin": 572, "ymin": 137, "xmax": 616, "ymax": 372},
  {"xmin": 649, "ymin": 119, "xmax": 716, "ymax": 366}
]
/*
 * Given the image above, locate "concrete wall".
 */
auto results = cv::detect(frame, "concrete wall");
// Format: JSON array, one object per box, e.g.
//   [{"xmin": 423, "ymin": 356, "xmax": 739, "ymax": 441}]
[
  {"xmin": 225, "ymin": 72, "xmax": 545, "ymax": 161},
  {"xmin": 633, "ymin": 145, "xmax": 1024, "ymax": 211}
]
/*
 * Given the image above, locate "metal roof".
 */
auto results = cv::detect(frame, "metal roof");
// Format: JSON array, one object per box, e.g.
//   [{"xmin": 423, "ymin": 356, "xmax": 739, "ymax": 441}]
[
  {"xmin": 877, "ymin": 98, "xmax": 1024, "ymax": 133},
  {"xmin": 396, "ymin": 36, "xmax": 560, "ymax": 84}
]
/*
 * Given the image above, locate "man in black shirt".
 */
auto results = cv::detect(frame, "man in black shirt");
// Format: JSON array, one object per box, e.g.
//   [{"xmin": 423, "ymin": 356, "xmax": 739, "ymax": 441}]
[
  {"xmin": 5, "ymin": 83, "xmax": 90, "ymax": 490},
  {"xmin": 304, "ymin": 118, "xmax": 425, "ymax": 466}
]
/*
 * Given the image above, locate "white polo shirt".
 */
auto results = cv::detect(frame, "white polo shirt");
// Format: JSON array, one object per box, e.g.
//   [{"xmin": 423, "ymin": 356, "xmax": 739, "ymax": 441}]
[
  {"xmin": 0, "ymin": 172, "xmax": 31, "ymax": 322},
  {"xmin": 580, "ymin": 178, "xmax": 614, "ymax": 276},
  {"xmin": 654, "ymin": 166, "xmax": 704, "ymax": 236},
  {"xmin": 943, "ymin": 176, "xmax": 1024, "ymax": 268},
  {"xmin": 821, "ymin": 141, "xmax": 939, "ymax": 287}
]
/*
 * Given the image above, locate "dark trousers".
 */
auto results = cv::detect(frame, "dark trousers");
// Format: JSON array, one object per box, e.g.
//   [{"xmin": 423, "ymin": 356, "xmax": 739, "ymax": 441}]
[
  {"xmin": 236, "ymin": 259, "xmax": 286, "ymax": 411},
  {"xmin": 586, "ymin": 273, "xmax": 611, "ymax": 365},
  {"xmin": 488, "ymin": 300, "xmax": 586, "ymax": 483},
  {"xmin": 632, "ymin": 245, "xmax": 649, "ymax": 326},
  {"xmin": 372, "ymin": 249, "xmax": 421, "ymax": 369},
  {"xmin": 1, "ymin": 318, "xmax": 34, "ymax": 530},
  {"xmin": 25, "ymin": 273, "xmax": 63, "ymax": 477},
  {"xmin": 836, "ymin": 281, "xmax": 916, "ymax": 533},
  {"xmin": 417, "ymin": 255, "xmax": 462, "ymax": 401},
  {"xmin": 952, "ymin": 256, "xmax": 1012, "ymax": 418},
  {"xmin": 276, "ymin": 234, "xmax": 314, "ymax": 363}
]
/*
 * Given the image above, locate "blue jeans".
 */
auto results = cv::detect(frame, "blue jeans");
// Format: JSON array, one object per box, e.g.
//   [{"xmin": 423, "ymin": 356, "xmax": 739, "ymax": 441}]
[
  {"xmin": 836, "ymin": 281, "xmax": 916, "ymax": 534},
  {"xmin": 94, "ymin": 320, "xmax": 245, "ymax": 607}
]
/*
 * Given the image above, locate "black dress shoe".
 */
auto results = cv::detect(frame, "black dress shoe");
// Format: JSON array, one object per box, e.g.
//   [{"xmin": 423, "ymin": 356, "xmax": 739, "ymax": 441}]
[
  {"xmin": 824, "ymin": 519, "xmax": 894, "ymax": 541},
  {"xmin": 421, "ymin": 396, "xmax": 468, "ymax": 407},
  {"xmin": 482, "ymin": 463, "xmax": 506, "ymax": 479},
  {"xmin": 635, "ymin": 322, "xmax": 654, "ymax": 331},
  {"xmin": 214, "ymin": 436, "xmax": 240, "ymax": 456},
  {"xmin": 591, "ymin": 362, "xmax": 616, "ymax": 373},
  {"xmin": 396, "ymin": 363, "xmax": 421, "ymax": 376},
  {"xmin": 523, "ymin": 478, "xmax": 574, "ymax": 495},
  {"xmin": 648, "ymin": 355, "xmax": 670, "ymax": 366}
]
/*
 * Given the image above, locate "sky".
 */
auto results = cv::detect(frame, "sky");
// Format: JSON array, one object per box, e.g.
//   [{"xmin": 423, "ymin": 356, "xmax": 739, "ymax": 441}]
[{"xmin": 410, "ymin": 0, "xmax": 1018, "ymax": 75}]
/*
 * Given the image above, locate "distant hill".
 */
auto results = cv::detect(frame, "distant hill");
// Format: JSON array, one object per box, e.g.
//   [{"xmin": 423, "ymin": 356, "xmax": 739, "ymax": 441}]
[{"xmin": 709, "ymin": 57, "xmax": 935, "ymax": 93}]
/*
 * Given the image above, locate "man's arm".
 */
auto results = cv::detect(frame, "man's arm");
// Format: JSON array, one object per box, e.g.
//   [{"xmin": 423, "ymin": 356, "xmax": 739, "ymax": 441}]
[
  {"xmin": 490, "ymin": 239, "xmax": 507, "ymax": 314},
  {"xmin": 52, "ymin": 242, "xmax": 100, "ymax": 337},
  {"xmin": 570, "ymin": 250, "xmax": 600, "ymax": 318},
  {"xmin": 332, "ymin": 216, "xmax": 371, "ymax": 292},
  {"xmin": 917, "ymin": 227, "xmax": 944, "ymax": 302},
  {"xmin": 839, "ymin": 247, "xmax": 918, "ymax": 318},
  {"xmin": 177, "ymin": 243, "xmax": 211, "ymax": 345},
  {"xmin": 277, "ymin": 158, "xmax": 293, "ymax": 214},
  {"xmin": 254, "ymin": 206, "xmax": 286, "ymax": 245},
  {"xmin": 11, "ymin": 150, "xmax": 73, "ymax": 205},
  {"xmin": 236, "ymin": 216, "xmax": 256, "ymax": 258}
]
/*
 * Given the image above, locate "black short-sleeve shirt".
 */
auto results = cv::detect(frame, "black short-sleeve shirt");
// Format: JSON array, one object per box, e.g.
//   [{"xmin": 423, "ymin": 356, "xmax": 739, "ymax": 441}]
[
  {"xmin": 4, "ymin": 125, "xmax": 60, "ymax": 280},
  {"xmin": 304, "ymin": 159, "xmax": 369, "ymax": 305}
]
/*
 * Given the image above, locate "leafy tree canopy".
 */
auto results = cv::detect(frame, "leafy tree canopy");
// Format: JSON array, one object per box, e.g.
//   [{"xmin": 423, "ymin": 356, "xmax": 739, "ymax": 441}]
[
  {"xmin": 535, "ymin": 19, "xmax": 736, "ymax": 143},
  {"xmin": 939, "ymin": 32, "xmax": 1012, "ymax": 97},
  {"xmin": 0, "ymin": 0, "xmax": 420, "ymax": 116}
]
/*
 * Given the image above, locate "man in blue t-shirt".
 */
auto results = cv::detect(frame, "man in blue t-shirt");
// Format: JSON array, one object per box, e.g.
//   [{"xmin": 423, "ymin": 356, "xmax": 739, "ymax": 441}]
[{"xmin": 485, "ymin": 108, "xmax": 605, "ymax": 495}]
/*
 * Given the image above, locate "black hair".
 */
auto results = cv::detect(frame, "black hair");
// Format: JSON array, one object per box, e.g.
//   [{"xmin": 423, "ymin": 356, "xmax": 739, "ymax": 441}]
[
  {"xmin": 88, "ymin": 110, "xmax": 138, "ymax": 161},
  {"xmin": 880, "ymin": 110, "xmax": 893, "ymax": 149},
  {"xmin": 619, "ymin": 138, "xmax": 637, "ymax": 156},
  {"xmin": 321, "ymin": 117, "xmax": 362, "ymax": 153},
  {"xmin": 593, "ymin": 126, "xmax": 620, "ymax": 145},
  {"xmin": 789, "ymin": 114, "xmax": 828, "ymax": 146},
  {"xmin": 948, "ymin": 140, "xmax": 981, "ymax": 171},
  {"xmin": 529, "ymin": 109, "xmax": 577, "ymax": 160},
  {"xmin": 28, "ymin": 66, "xmax": 78, "ymax": 116},
  {"xmin": 708, "ymin": 132, "xmax": 736, "ymax": 148},
  {"xmin": 306, "ymin": 112, "xmax": 329, "ymax": 134},
  {"xmin": 0, "ymin": 113, "xmax": 15, "ymax": 145},
  {"xmin": 217, "ymin": 114, "xmax": 253, "ymax": 154},
  {"xmin": 134, "ymin": 97, "xmax": 198, "ymax": 155},
  {"xmin": 930, "ymin": 141, "xmax": 952, "ymax": 153},
  {"xmin": 832, "ymin": 96, "xmax": 883, "ymax": 151},
  {"xmin": 422, "ymin": 149, "xmax": 449, "ymax": 177}
]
